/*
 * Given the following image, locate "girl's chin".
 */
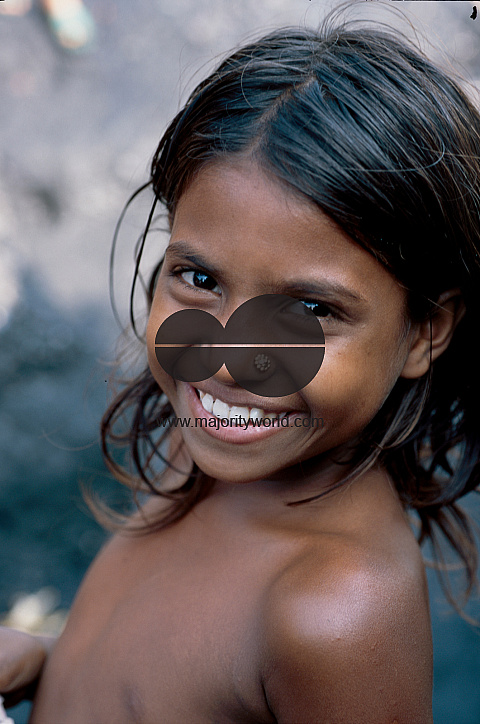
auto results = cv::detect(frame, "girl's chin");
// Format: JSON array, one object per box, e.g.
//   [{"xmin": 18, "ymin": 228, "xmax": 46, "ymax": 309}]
[
  {"xmin": 186, "ymin": 450, "xmax": 281, "ymax": 484},
  {"xmin": 184, "ymin": 439, "xmax": 317, "ymax": 486}
]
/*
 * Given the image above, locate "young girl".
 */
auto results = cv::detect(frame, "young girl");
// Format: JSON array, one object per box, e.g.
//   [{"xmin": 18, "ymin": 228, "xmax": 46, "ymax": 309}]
[{"xmin": 2, "ymin": 10, "xmax": 480, "ymax": 723}]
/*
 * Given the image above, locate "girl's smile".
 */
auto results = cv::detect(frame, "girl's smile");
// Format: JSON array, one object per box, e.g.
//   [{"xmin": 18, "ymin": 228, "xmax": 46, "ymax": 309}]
[
  {"xmin": 146, "ymin": 158, "xmax": 416, "ymax": 488},
  {"xmin": 184, "ymin": 381, "xmax": 309, "ymax": 445}
]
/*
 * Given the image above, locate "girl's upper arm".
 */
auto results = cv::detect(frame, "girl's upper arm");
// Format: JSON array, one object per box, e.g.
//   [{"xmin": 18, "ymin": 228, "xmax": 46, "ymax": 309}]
[{"xmin": 261, "ymin": 556, "xmax": 433, "ymax": 724}]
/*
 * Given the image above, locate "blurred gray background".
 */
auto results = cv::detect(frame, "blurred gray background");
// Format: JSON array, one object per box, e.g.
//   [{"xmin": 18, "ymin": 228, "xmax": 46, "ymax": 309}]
[{"xmin": 1, "ymin": 1, "xmax": 479, "ymax": 722}]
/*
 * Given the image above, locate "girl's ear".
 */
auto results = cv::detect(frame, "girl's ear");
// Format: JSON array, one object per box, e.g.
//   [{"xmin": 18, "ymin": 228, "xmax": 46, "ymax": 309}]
[{"xmin": 400, "ymin": 289, "xmax": 466, "ymax": 379}]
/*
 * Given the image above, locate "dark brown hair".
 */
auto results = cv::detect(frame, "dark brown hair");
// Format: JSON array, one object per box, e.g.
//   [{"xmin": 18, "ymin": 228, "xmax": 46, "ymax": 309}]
[{"xmin": 100, "ymin": 12, "xmax": 480, "ymax": 613}]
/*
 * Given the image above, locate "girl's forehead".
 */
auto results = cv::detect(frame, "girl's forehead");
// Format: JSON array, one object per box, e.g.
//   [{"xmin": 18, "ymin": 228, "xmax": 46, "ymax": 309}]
[
  {"xmin": 173, "ymin": 158, "xmax": 338, "ymax": 241},
  {"xmin": 180, "ymin": 157, "xmax": 318, "ymax": 208}
]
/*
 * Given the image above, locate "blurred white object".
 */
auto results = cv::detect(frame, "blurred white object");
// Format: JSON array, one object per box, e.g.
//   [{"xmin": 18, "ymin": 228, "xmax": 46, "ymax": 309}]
[
  {"xmin": 1, "ymin": 587, "xmax": 62, "ymax": 632},
  {"xmin": 0, "ymin": 243, "xmax": 19, "ymax": 331},
  {"xmin": 0, "ymin": 696, "xmax": 14, "ymax": 724}
]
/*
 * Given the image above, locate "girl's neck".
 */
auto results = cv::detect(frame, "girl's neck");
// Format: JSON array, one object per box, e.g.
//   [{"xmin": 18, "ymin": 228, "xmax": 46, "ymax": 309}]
[{"xmin": 199, "ymin": 462, "xmax": 404, "ymax": 542}]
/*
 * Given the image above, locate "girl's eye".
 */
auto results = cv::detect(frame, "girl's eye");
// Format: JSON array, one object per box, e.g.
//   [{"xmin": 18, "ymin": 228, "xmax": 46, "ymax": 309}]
[
  {"xmin": 177, "ymin": 269, "xmax": 221, "ymax": 294},
  {"xmin": 300, "ymin": 299, "xmax": 339, "ymax": 320}
]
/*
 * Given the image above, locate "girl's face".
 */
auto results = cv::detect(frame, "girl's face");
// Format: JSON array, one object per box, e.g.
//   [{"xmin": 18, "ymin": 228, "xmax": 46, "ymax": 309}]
[{"xmin": 147, "ymin": 160, "xmax": 416, "ymax": 487}]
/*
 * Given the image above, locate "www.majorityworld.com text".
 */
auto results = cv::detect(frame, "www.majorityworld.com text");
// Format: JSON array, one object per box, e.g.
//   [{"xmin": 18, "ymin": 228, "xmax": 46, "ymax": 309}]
[{"xmin": 159, "ymin": 416, "xmax": 325, "ymax": 431}]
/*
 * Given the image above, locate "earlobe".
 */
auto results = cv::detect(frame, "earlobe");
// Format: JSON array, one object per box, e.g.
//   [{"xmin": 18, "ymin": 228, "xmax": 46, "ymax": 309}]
[{"xmin": 400, "ymin": 289, "xmax": 465, "ymax": 379}]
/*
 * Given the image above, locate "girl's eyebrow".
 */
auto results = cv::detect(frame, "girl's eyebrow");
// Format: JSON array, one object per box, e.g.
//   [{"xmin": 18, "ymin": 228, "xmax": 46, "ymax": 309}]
[
  {"xmin": 280, "ymin": 281, "xmax": 367, "ymax": 307},
  {"xmin": 166, "ymin": 240, "xmax": 366, "ymax": 307},
  {"xmin": 165, "ymin": 241, "xmax": 218, "ymax": 275}
]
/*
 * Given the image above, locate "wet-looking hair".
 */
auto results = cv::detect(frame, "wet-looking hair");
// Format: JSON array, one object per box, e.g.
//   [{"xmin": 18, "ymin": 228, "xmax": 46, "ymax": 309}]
[{"xmin": 100, "ymin": 15, "xmax": 480, "ymax": 614}]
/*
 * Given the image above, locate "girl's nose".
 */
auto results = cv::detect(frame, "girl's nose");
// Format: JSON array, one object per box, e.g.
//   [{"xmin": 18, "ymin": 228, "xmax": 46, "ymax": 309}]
[
  {"xmin": 210, "ymin": 345, "xmax": 277, "ymax": 391},
  {"xmin": 210, "ymin": 360, "xmax": 238, "ymax": 386}
]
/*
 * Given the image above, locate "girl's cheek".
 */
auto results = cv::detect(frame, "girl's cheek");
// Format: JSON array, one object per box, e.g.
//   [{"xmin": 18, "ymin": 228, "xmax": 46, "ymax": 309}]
[
  {"xmin": 146, "ymin": 314, "xmax": 156, "ymax": 356},
  {"xmin": 305, "ymin": 349, "xmax": 394, "ymax": 415},
  {"xmin": 147, "ymin": 351, "xmax": 178, "ymax": 406},
  {"xmin": 146, "ymin": 310, "xmax": 167, "ymax": 381}
]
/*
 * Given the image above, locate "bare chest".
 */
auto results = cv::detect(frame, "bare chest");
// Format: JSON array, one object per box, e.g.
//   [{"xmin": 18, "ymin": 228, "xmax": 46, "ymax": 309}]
[{"xmin": 31, "ymin": 519, "xmax": 285, "ymax": 723}]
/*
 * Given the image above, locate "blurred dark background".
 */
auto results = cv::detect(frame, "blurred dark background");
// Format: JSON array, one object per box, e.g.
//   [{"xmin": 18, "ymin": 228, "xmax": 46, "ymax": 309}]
[{"xmin": 1, "ymin": 1, "xmax": 479, "ymax": 722}]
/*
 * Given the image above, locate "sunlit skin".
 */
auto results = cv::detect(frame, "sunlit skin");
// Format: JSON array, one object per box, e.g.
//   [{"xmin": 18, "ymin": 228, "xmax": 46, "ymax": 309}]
[
  {"xmin": 147, "ymin": 159, "xmax": 418, "ymax": 496},
  {"xmin": 27, "ymin": 158, "xmax": 465, "ymax": 723}
]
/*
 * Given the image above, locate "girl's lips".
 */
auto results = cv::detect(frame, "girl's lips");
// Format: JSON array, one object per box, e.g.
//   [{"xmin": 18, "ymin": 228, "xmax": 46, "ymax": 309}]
[
  {"xmin": 192, "ymin": 383, "xmax": 299, "ymax": 415},
  {"xmin": 183, "ymin": 383, "xmax": 305, "ymax": 445}
]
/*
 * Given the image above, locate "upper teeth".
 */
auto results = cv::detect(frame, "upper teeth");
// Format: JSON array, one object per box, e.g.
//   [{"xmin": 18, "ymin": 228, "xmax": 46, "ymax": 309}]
[{"xmin": 198, "ymin": 390, "xmax": 286, "ymax": 423}]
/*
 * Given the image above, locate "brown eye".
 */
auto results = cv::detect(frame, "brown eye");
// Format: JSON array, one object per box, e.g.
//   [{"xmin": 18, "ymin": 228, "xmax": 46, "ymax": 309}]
[
  {"xmin": 301, "ymin": 300, "xmax": 338, "ymax": 320},
  {"xmin": 180, "ymin": 270, "xmax": 220, "ymax": 293}
]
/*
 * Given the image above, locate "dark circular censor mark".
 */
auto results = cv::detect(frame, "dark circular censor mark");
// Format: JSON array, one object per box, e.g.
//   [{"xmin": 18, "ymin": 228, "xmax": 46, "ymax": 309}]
[{"xmin": 154, "ymin": 294, "xmax": 325, "ymax": 397}]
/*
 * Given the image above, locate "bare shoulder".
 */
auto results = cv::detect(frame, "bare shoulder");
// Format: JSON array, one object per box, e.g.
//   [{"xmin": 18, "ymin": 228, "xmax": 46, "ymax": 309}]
[{"xmin": 261, "ymin": 535, "xmax": 433, "ymax": 724}]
